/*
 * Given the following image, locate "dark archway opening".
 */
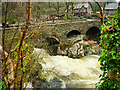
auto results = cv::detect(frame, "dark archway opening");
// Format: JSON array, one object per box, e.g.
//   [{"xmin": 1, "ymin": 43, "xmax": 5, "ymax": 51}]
[
  {"xmin": 86, "ymin": 27, "xmax": 100, "ymax": 42},
  {"xmin": 46, "ymin": 36, "xmax": 60, "ymax": 55},
  {"xmin": 67, "ymin": 30, "xmax": 81, "ymax": 38},
  {"xmin": 46, "ymin": 37, "xmax": 59, "ymax": 46}
]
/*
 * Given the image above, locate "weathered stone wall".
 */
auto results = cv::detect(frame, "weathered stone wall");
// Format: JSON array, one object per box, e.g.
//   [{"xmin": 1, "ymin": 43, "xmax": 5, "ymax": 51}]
[
  {"xmin": 47, "ymin": 20, "xmax": 101, "ymax": 38},
  {"xmin": 31, "ymin": 20, "xmax": 101, "ymax": 56}
]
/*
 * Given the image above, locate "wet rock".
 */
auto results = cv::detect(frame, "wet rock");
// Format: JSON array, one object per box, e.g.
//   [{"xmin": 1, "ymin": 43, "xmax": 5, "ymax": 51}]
[
  {"xmin": 68, "ymin": 35, "xmax": 84, "ymax": 44},
  {"xmin": 37, "ymin": 77, "xmax": 66, "ymax": 88},
  {"xmin": 84, "ymin": 43, "xmax": 102, "ymax": 56},
  {"xmin": 57, "ymin": 47, "xmax": 68, "ymax": 56},
  {"xmin": 68, "ymin": 42, "xmax": 84, "ymax": 58},
  {"xmin": 57, "ymin": 39, "xmax": 102, "ymax": 58},
  {"xmin": 33, "ymin": 48, "xmax": 50, "ymax": 58},
  {"xmin": 57, "ymin": 34, "xmax": 102, "ymax": 58}
]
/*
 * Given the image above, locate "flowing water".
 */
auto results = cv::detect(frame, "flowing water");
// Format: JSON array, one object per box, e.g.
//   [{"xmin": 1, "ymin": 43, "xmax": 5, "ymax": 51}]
[{"xmin": 33, "ymin": 48, "xmax": 102, "ymax": 88}]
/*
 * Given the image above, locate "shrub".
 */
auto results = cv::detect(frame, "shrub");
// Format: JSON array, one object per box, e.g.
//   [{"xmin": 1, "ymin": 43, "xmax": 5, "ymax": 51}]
[
  {"xmin": 83, "ymin": 15, "xmax": 92, "ymax": 19},
  {"xmin": 8, "ymin": 15, "xmax": 16, "ymax": 24},
  {"xmin": 12, "ymin": 19, "xmax": 16, "ymax": 24},
  {"xmin": 91, "ymin": 14, "xmax": 99, "ymax": 17}
]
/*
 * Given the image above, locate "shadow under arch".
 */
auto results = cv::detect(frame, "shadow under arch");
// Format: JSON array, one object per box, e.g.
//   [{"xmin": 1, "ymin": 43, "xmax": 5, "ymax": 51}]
[
  {"xmin": 67, "ymin": 30, "xmax": 81, "ymax": 38},
  {"xmin": 45, "ymin": 36, "xmax": 60, "ymax": 55},
  {"xmin": 46, "ymin": 36, "xmax": 60, "ymax": 45},
  {"xmin": 86, "ymin": 26, "xmax": 101, "ymax": 41}
]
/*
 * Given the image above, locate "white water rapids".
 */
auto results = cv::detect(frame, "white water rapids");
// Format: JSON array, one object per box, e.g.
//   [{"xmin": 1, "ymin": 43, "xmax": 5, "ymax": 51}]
[{"xmin": 33, "ymin": 48, "xmax": 102, "ymax": 88}]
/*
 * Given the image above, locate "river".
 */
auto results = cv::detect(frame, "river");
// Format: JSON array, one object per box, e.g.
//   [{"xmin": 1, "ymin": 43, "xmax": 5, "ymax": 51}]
[{"xmin": 31, "ymin": 48, "xmax": 102, "ymax": 88}]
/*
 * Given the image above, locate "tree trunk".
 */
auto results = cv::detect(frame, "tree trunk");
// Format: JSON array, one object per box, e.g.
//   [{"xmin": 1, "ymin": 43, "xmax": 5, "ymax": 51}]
[
  {"xmin": 14, "ymin": 2, "xmax": 31, "ymax": 89},
  {"xmin": 2, "ymin": 2, "xmax": 9, "ymax": 88},
  {"xmin": 57, "ymin": 2, "xmax": 60, "ymax": 15},
  {"xmin": 107, "ymin": 60, "xmax": 118, "ymax": 81},
  {"xmin": 66, "ymin": 2, "xmax": 69, "ymax": 19},
  {"xmin": 93, "ymin": 0, "xmax": 118, "ymax": 81},
  {"xmin": 71, "ymin": 2, "xmax": 74, "ymax": 20}
]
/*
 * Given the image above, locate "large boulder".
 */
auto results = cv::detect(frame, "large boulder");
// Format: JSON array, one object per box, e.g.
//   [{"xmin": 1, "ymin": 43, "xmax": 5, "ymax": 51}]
[
  {"xmin": 57, "ymin": 34, "xmax": 102, "ymax": 58},
  {"xmin": 68, "ymin": 40, "xmax": 88, "ymax": 58},
  {"xmin": 57, "ymin": 47, "xmax": 68, "ymax": 56}
]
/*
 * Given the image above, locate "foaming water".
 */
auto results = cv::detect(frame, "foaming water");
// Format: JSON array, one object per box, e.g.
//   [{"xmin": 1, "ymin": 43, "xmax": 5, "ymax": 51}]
[{"xmin": 34, "ymin": 48, "xmax": 102, "ymax": 88}]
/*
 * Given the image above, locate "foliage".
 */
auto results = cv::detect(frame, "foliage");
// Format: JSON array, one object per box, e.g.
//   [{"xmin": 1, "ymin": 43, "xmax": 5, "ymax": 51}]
[
  {"xmin": 0, "ymin": 81, "xmax": 7, "ymax": 90},
  {"xmin": 8, "ymin": 18, "xmax": 16, "ymax": 24},
  {"xmin": 95, "ymin": 3, "xmax": 120, "ymax": 89},
  {"xmin": 79, "ymin": 17, "xmax": 87, "ymax": 20},
  {"xmin": 64, "ymin": 14, "xmax": 67, "ymax": 20},
  {"xmin": 8, "ymin": 15, "xmax": 12, "ymax": 24},
  {"xmin": 1, "ymin": 2, "xmax": 32, "ymax": 89},
  {"xmin": 52, "ymin": 8, "xmax": 57, "ymax": 12},
  {"xmin": 71, "ymin": 2, "xmax": 74, "ymax": 20},
  {"xmin": 7, "ymin": 13, "xmax": 17, "ymax": 24},
  {"xmin": 91, "ymin": 14, "xmax": 99, "ymax": 17}
]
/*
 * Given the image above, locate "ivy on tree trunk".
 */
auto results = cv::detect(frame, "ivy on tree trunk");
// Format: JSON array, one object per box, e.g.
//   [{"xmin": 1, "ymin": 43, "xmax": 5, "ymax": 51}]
[{"xmin": 95, "ymin": 1, "xmax": 120, "ymax": 89}]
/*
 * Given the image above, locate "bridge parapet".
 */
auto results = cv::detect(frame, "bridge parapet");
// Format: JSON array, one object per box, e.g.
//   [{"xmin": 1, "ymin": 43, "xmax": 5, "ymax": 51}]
[{"xmin": 43, "ymin": 20, "xmax": 101, "ymax": 55}]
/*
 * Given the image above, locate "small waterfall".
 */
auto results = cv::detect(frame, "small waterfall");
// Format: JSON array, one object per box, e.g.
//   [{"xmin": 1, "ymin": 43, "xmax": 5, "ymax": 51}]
[{"xmin": 32, "ymin": 48, "xmax": 102, "ymax": 88}]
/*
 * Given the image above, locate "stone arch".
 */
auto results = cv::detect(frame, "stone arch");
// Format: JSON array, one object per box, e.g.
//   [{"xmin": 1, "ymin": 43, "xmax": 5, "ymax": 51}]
[
  {"xmin": 45, "ymin": 36, "xmax": 60, "ymax": 55},
  {"xmin": 46, "ymin": 36, "xmax": 60, "ymax": 45},
  {"xmin": 86, "ymin": 26, "xmax": 100, "ymax": 41},
  {"xmin": 67, "ymin": 30, "xmax": 81, "ymax": 38}
]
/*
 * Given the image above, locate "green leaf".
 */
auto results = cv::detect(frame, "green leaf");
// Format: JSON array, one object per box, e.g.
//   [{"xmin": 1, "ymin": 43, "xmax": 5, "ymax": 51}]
[
  {"xmin": 23, "ymin": 41, "xmax": 25, "ymax": 45},
  {"xmin": 115, "ymin": 36, "xmax": 119, "ymax": 39},
  {"xmin": 116, "ymin": 44, "xmax": 119, "ymax": 47},
  {"xmin": 112, "ymin": 55, "xmax": 116, "ymax": 59},
  {"xmin": 106, "ymin": 20, "xmax": 111, "ymax": 24},
  {"xmin": 113, "ymin": 68, "xmax": 118, "ymax": 71}
]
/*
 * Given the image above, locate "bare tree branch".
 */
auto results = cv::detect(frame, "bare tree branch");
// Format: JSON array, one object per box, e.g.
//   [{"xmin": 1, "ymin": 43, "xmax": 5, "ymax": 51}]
[
  {"xmin": 2, "ymin": 2, "xmax": 9, "ymax": 87},
  {"xmin": 93, "ymin": 0, "xmax": 104, "ymax": 25},
  {"xmin": 14, "ymin": 2, "xmax": 31, "ymax": 89}
]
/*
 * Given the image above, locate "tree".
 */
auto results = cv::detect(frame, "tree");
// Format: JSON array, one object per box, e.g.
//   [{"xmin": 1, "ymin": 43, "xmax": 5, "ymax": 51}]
[
  {"xmin": 65, "ymin": 2, "xmax": 70, "ymax": 19},
  {"xmin": 71, "ymin": 2, "xmax": 74, "ymax": 20},
  {"xmin": 94, "ymin": 0, "xmax": 120, "ymax": 89},
  {"xmin": 1, "ymin": 2, "xmax": 31, "ymax": 89},
  {"xmin": 52, "ymin": 2, "xmax": 62, "ymax": 16},
  {"xmin": 65, "ymin": 2, "xmax": 75, "ymax": 20}
]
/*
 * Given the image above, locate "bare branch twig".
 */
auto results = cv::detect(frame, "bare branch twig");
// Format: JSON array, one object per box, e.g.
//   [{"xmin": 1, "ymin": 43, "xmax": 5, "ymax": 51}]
[
  {"xmin": 93, "ymin": 0, "xmax": 104, "ymax": 25},
  {"xmin": 14, "ymin": 2, "xmax": 31, "ymax": 89}
]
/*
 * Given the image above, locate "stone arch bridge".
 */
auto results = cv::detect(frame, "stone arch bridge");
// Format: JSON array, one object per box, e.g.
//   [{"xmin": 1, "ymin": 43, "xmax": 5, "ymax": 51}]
[
  {"xmin": 46, "ymin": 20, "xmax": 101, "ymax": 44},
  {"xmin": 43, "ymin": 20, "xmax": 102, "ymax": 55}
]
